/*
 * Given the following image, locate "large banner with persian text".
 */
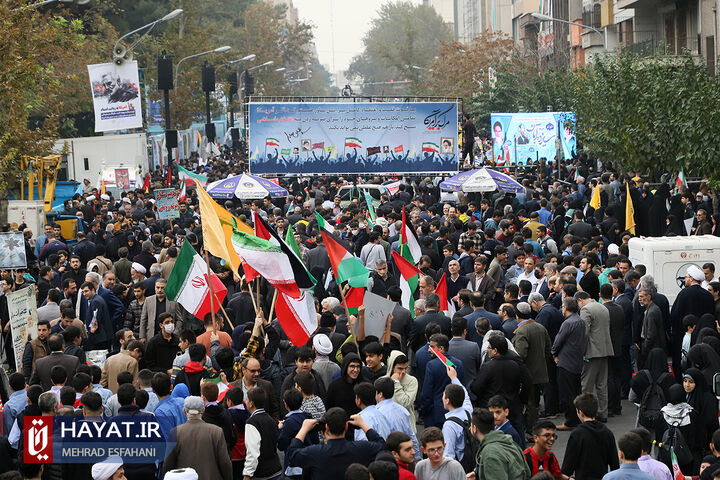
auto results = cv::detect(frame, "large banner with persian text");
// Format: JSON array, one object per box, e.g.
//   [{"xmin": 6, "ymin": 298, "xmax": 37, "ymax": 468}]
[{"xmin": 248, "ymin": 102, "xmax": 460, "ymax": 174}]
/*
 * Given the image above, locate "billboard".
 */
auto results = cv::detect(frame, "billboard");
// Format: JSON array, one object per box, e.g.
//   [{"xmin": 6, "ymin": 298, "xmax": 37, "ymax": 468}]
[
  {"xmin": 248, "ymin": 102, "xmax": 459, "ymax": 174},
  {"xmin": 491, "ymin": 112, "xmax": 576, "ymax": 165},
  {"xmin": 87, "ymin": 61, "xmax": 143, "ymax": 132}
]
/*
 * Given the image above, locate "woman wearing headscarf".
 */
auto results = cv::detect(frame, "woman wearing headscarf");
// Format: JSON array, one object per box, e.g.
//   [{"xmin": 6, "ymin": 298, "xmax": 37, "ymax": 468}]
[
  {"xmin": 683, "ymin": 368, "xmax": 717, "ymax": 470},
  {"xmin": 648, "ymin": 183, "xmax": 671, "ymax": 237},
  {"xmin": 686, "ymin": 343, "xmax": 720, "ymax": 386},
  {"xmin": 659, "ymin": 383, "xmax": 694, "ymax": 473},
  {"xmin": 383, "ymin": 350, "xmax": 418, "ymax": 432},
  {"xmin": 690, "ymin": 314, "xmax": 717, "ymax": 346},
  {"xmin": 630, "ymin": 348, "xmax": 676, "ymax": 434},
  {"xmin": 551, "ymin": 205, "xmax": 566, "ymax": 243}
]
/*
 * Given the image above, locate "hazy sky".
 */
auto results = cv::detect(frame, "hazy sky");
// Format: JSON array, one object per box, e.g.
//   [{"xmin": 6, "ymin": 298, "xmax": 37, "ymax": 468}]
[{"xmin": 293, "ymin": 0, "xmax": 422, "ymax": 81}]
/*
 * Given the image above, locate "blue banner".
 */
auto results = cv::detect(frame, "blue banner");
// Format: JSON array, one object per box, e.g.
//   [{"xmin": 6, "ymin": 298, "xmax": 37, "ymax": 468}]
[
  {"xmin": 491, "ymin": 112, "xmax": 576, "ymax": 166},
  {"xmin": 248, "ymin": 102, "xmax": 460, "ymax": 174}
]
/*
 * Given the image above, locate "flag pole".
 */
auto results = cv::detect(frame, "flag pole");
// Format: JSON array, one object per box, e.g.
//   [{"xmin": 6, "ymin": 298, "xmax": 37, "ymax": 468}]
[
  {"xmin": 213, "ymin": 292, "xmax": 234, "ymax": 330},
  {"xmin": 205, "ymin": 251, "xmax": 217, "ymax": 333},
  {"xmin": 338, "ymin": 283, "xmax": 351, "ymax": 320},
  {"xmin": 267, "ymin": 289, "xmax": 279, "ymax": 323},
  {"xmin": 256, "ymin": 279, "xmax": 261, "ymax": 315}
]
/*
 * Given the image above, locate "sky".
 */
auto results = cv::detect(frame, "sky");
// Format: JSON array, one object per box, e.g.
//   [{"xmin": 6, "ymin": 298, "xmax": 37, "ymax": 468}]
[{"xmin": 293, "ymin": 0, "xmax": 422, "ymax": 85}]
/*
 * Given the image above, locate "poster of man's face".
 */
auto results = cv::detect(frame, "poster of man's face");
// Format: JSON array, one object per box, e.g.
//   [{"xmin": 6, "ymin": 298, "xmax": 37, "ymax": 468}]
[
  {"xmin": 382, "ymin": 146, "xmax": 390, "ymax": 153},
  {"xmin": 301, "ymin": 139, "xmax": 311, "ymax": 152},
  {"xmin": 441, "ymin": 137, "xmax": 454, "ymax": 154},
  {"xmin": 292, "ymin": 147, "xmax": 300, "ymax": 154}
]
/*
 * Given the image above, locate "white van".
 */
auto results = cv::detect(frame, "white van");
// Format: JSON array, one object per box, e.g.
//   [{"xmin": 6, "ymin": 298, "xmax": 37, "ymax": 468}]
[{"xmin": 628, "ymin": 235, "xmax": 720, "ymax": 305}]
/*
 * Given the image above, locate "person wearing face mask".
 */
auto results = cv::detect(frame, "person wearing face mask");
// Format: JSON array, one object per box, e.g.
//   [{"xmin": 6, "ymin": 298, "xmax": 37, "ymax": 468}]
[{"xmin": 145, "ymin": 312, "xmax": 180, "ymax": 373}]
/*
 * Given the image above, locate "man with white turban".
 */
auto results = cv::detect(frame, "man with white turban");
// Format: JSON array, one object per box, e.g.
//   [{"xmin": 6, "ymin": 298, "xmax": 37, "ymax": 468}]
[{"xmin": 91, "ymin": 456, "xmax": 125, "ymax": 480}]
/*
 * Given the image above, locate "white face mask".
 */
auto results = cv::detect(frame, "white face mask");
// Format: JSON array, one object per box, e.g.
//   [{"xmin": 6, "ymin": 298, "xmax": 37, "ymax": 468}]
[
  {"xmin": 163, "ymin": 324, "xmax": 175, "ymax": 334},
  {"xmin": 351, "ymin": 229, "xmax": 359, "ymax": 236}
]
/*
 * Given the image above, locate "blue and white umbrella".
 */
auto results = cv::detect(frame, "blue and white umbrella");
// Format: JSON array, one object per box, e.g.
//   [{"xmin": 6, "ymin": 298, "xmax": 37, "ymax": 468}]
[
  {"xmin": 206, "ymin": 173, "xmax": 288, "ymax": 200},
  {"xmin": 439, "ymin": 168, "xmax": 524, "ymax": 194}
]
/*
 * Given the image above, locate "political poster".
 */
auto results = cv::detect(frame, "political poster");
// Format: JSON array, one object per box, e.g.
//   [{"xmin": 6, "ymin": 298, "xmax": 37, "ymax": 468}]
[
  {"xmin": 88, "ymin": 61, "xmax": 143, "ymax": 132},
  {"xmin": 7, "ymin": 288, "xmax": 38, "ymax": 373},
  {"xmin": 248, "ymin": 102, "xmax": 460, "ymax": 174},
  {"xmin": 156, "ymin": 188, "xmax": 179, "ymax": 219},
  {"xmin": 0, "ymin": 232, "xmax": 27, "ymax": 270},
  {"xmin": 114, "ymin": 168, "xmax": 130, "ymax": 190},
  {"xmin": 491, "ymin": 112, "xmax": 576, "ymax": 165},
  {"xmin": 353, "ymin": 291, "xmax": 396, "ymax": 339}
]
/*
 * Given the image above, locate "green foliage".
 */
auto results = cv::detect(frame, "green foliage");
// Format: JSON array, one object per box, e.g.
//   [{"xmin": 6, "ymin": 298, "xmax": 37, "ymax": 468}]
[
  {"xmin": 469, "ymin": 50, "xmax": 720, "ymax": 183},
  {"xmin": 347, "ymin": 1, "xmax": 452, "ymax": 94}
]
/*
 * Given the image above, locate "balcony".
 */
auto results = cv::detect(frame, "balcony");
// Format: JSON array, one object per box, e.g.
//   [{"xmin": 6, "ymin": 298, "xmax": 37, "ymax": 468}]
[{"xmin": 619, "ymin": 31, "xmax": 700, "ymax": 57}]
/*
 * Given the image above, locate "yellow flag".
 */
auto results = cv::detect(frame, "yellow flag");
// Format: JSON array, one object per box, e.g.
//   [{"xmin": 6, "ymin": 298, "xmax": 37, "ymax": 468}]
[
  {"xmin": 195, "ymin": 183, "xmax": 253, "ymax": 275},
  {"xmin": 590, "ymin": 184, "xmax": 601, "ymax": 210},
  {"xmin": 625, "ymin": 183, "xmax": 635, "ymax": 234}
]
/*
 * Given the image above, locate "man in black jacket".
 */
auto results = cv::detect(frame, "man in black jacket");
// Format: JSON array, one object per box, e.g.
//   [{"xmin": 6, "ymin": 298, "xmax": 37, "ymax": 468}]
[
  {"xmin": 201, "ymin": 381, "xmax": 236, "ymax": 455},
  {"xmin": 561, "ymin": 392, "xmax": 619, "ymax": 479}
]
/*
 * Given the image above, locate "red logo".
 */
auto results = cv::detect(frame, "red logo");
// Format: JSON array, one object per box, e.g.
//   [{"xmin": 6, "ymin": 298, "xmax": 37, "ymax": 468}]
[
  {"xmin": 24, "ymin": 416, "xmax": 52, "ymax": 463},
  {"xmin": 680, "ymin": 252, "xmax": 687, "ymax": 258},
  {"xmin": 191, "ymin": 275, "xmax": 207, "ymax": 289}
]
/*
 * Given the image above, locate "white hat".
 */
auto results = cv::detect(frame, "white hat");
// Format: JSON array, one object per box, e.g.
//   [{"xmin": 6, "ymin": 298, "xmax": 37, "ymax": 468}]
[
  {"xmin": 607, "ymin": 243, "xmax": 619, "ymax": 255},
  {"xmin": 131, "ymin": 262, "xmax": 146, "ymax": 275},
  {"xmin": 322, "ymin": 200, "xmax": 334, "ymax": 209},
  {"xmin": 86, "ymin": 195, "xmax": 97, "ymax": 202},
  {"xmin": 101, "ymin": 194, "xmax": 110, "ymax": 201},
  {"xmin": 164, "ymin": 469, "xmax": 199, "ymax": 480},
  {"xmin": 313, "ymin": 334, "xmax": 333, "ymax": 355},
  {"xmin": 91, "ymin": 456, "xmax": 123, "ymax": 480},
  {"xmin": 122, "ymin": 197, "xmax": 132, "ymax": 204},
  {"xmin": 375, "ymin": 217, "xmax": 389, "ymax": 228},
  {"xmin": 687, "ymin": 265, "xmax": 705, "ymax": 282}
]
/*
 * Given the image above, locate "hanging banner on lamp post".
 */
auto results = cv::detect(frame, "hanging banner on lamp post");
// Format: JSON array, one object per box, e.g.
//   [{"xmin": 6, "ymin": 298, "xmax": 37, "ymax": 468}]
[{"xmin": 88, "ymin": 61, "xmax": 143, "ymax": 132}]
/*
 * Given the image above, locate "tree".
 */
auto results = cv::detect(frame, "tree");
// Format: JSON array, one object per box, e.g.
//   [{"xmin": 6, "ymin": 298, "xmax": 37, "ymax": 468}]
[
  {"xmin": 0, "ymin": 3, "xmax": 108, "ymax": 196},
  {"xmin": 347, "ymin": 1, "xmax": 452, "ymax": 95}
]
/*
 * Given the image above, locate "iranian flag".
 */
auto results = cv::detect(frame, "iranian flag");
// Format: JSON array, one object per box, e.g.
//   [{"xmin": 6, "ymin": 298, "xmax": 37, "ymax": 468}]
[
  {"xmin": 266, "ymin": 137, "xmax": 280, "ymax": 147},
  {"xmin": 676, "ymin": 168, "xmax": 687, "ymax": 189},
  {"xmin": 178, "ymin": 165, "xmax": 208, "ymax": 187},
  {"xmin": 255, "ymin": 213, "xmax": 316, "ymax": 289},
  {"xmin": 400, "ymin": 205, "xmax": 422, "ymax": 265},
  {"xmin": 315, "ymin": 211, "xmax": 335, "ymax": 233},
  {"xmin": 275, "ymin": 291, "xmax": 318, "ymax": 346},
  {"xmin": 392, "ymin": 249, "xmax": 420, "ymax": 317},
  {"xmin": 345, "ymin": 137, "xmax": 362, "ymax": 149},
  {"xmin": 321, "ymin": 228, "xmax": 369, "ymax": 288},
  {"xmin": 422, "ymin": 142, "xmax": 439, "ymax": 153},
  {"xmin": 671, "ymin": 448, "xmax": 683, "ymax": 480},
  {"xmin": 165, "ymin": 241, "xmax": 227, "ymax": 319},
  {"xmin": 231, "ymin": 228, "xmax": 301, "ymax": 299},
  {"xmin": 179, "ymin": 181, "xmax": 187, "ymax": 202}
]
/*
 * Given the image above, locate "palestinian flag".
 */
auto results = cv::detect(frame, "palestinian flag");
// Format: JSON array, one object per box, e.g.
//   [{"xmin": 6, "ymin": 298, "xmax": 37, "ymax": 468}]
[
  {"xmin": 400, "ymin": 205, "xmax": 422, "ymax": 265},
  {"xmin": 676, "ymin": 168, "xmax": 687, "ymax": 189},
  {"xmin": 345, "ymin": 137, "xmax": 362, "ymax": 149},
  {"xmin": 392, "ymin": 249, "xmax": 420, "ymax": 317},
  {"xmin": 364, "ymin": 191, "xmax": 376, "ymax": 222},
  {"xmin": 315, "ymin": 211, "xmax": 335, "ymax": 234},
  {"xmin": 320, "ymin": 228, "xmax": 369, "ymax": 288},
  {"xmin": 255, "ymin": 213, "xmax": 316, "ymax": 289},
  {"xmin": 165, "ymin": 241, "xmax": 227, "ymax": 319},
  {"xmin": 422, "ymin": 142, "xmax": 439, "ymax": 153},
  {"xmin": 429, "ymin": 345, "xmax": 455, "ymax": 368},
  {"xmin": 178, "ymin": 165, "xmax": 208, "ymax": 187},
  {"xmin": 266, "ymin": 137, "xmax": 280, "ymax": 147},
  {"xmin": 276, "ymin": 290, "xmax": 318, "ymax": 346},
  {"xmin": 435, "ymin": 272, "xmax": 449, "ymax": 311},
  {"xmin": 231, "ymin": 227, "xmax": 301, "ymax": 299}
]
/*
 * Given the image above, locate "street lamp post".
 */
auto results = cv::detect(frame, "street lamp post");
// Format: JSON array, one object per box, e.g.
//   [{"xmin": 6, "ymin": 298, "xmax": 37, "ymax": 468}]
[
  {"xmin": 530, "ymin": 12, "xmax": 606, "ymax": 49},
  {"xmin": 174, "ymin": 46, "xmax": 231, "ymax": 89},
  {"xmin": 241, "ymin": 61, "xmax": 274, "ymax": 152},
  {"xmin": 112, "ymin": 8, "xmax": 183, "ymax": 65},
  {"xmin": 202, "ymin": 61, "xmax": 216, "ymax": 143},
  {"xmin": 225, "ymin": 54, "xmax": 256, "ymax": 133},
  {"xmin": 14, "ymin": 0, "xmax": 90, "ymax": 10}
]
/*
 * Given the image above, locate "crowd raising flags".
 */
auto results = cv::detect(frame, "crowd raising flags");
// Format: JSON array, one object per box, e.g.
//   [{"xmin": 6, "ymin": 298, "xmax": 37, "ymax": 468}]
[{"xmin": 170, "ymin": 182, "xmax": 442, "ymax": 347}]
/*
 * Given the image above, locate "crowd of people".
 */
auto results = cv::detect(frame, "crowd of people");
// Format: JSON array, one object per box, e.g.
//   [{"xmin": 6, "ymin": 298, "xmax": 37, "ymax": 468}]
[{"xmin": 1, "ymin": 152, "xmax": 720, "ymax": 480}]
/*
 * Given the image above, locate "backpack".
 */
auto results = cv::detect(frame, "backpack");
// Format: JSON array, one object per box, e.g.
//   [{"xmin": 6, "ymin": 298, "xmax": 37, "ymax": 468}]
[
  {"xmin": 445, "ymin": 411, "xmax": 478, "ymax": 474},
  {"xmin": 658, "ymin": 425, "xmax": 692, "ymax": 469},
  {"xmin": 638, "ymin": 370, "xmax": 665, "ymax": 429}
]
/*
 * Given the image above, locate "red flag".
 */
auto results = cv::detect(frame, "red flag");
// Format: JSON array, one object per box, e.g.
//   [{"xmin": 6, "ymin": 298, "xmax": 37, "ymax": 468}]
[
  {"xmin": 167, "ymin": 163, "xmax": 172, "ymax": 186},
  {"xmin": 429, "ymin": 345, "xmax": 455, "ymax": 368},
  {"xmin": 275, "ymin": 291, "xmax": 318, "ymax": 346},
  {"xmin": 345, "ymin": 287, "xmax": 365, "ymax": 308},
  {"xmin": 434, "ymin": 272, "xmax": 448, "ymax": 311},
  {"xmin": 195, "ymin": 273, "xmax": 228, "ymax": 321},
  {"xmin": 142, "ymin": 173, "xmax": 150, "ymax": 193}
]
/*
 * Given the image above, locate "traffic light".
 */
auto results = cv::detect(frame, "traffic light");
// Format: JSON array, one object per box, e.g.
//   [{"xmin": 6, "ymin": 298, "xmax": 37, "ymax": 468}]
[
  {"xmin": 244, "ymin": 70, "xmax": 255, "ymax": 95},
  {"xmin": 202, "ymin": 63, "xmax": 216, "ymax": 92}
]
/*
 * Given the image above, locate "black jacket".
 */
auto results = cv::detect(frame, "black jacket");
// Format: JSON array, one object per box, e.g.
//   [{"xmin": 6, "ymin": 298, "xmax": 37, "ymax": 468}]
[
  {"xmin": 203, "ymin": 404, "xmax": 237, "ymax": 454},
  {"xmin": 561, "ymin": 420, "xmax": 619, "ymax": 480},
  {"xmin": 471, "ymin": 352, "xmax": 531, "ymax": 418}
]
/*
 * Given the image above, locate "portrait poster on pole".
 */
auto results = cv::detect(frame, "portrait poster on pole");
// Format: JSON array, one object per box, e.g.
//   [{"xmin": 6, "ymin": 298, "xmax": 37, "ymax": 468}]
[
  {"xmin": 7, "ymin": 288, "xmax": 39, "ymax": 373},
  {"xmin": 156, "ymin": 188, "xmax": 180, "ymax": 220},
  {"xmin": 115, "ymin": 168, "xmax": 130, "ymax": 190},
  {"xmin": 0, "ymin": 232, "xmax": 28, "ymax": 270},
  {"xmin": 88, "ymin": 60, "xmax": 143, "ymax": 132}
]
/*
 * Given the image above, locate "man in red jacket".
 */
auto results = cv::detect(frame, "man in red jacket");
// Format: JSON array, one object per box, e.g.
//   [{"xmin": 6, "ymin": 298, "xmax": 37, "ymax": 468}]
[{"xmin": 386, "ymin": 431, "xmax": 418, "ymax": 480}]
